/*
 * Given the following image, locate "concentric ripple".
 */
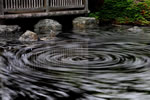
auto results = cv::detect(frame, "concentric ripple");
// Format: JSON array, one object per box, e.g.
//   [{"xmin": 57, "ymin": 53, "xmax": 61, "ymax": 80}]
[
  {"xmin": 1, "ymin": 30, "xmax": 150, "ymax": 100},
  {"xmin": 13, "ymin": 41, "xmax": 150, "ymax": 73}
]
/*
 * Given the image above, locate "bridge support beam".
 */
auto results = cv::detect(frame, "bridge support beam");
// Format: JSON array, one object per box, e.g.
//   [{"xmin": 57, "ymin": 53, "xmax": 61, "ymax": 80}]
[{"xmin": 0, "ymin": 10, "xmax": 88, "ymax": 19}]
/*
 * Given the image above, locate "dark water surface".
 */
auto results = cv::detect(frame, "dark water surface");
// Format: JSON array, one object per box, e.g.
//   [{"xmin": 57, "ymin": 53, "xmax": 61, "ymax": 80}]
[{"xmin": 1, "ymin": 25, "xmax": 150, "ymax": 100}]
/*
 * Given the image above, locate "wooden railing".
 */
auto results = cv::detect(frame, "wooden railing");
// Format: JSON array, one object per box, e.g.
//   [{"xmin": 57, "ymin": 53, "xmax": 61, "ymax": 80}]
[
  {"xmin": 4, "ymin": 0, "xmax": 44, "ymax": 9},
  {"xmin": 0, "ymin": 0, "xmax": 88, "ymax": 19},
  {"xmin": 1, "ymin": 0, "xmax": 86, "ymax": 13},
  {"xmin": 49, "ymin": 0, "xmax": 84, "ymax": 7}
]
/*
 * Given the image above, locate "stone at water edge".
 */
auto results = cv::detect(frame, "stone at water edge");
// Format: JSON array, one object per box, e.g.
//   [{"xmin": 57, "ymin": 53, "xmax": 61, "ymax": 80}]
[
  {"xmin": 73, "ymin": 17, "xmax": 98, "ymax": 29},
  {"xmin": 0, "ymin": 25, "xmax": 21, "ymax": 34},
  {"xmin": 40, "ymin": 30, "xmax": 57, "ymax": 41},
  {"xmin": 128, "ymin": 26, "xmax": 144, "ymax": 33},
  {"xmin": 19, "ymin": 30, "xmax": 38, "ymax": 41},
  {"xmin": 34, "ymin": 19, "xmax": 62, "ymax": 35}
]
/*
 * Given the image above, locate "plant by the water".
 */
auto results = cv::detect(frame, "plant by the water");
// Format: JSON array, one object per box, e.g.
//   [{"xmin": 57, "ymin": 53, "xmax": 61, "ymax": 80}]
[{"xmin": 89, "ymin": 0, "xmax": 150, "ymax": 25}]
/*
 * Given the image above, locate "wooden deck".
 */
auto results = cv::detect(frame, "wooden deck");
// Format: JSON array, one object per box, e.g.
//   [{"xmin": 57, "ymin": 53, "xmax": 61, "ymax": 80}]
[{"xmin": 0, "ymin": 0, "xmax": 89, "ymax": 19}]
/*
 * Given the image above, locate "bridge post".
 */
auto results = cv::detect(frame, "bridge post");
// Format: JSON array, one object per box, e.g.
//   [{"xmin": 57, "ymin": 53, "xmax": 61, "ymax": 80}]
[
  {"xmin": 0, "ymin": 0, "xmax": 4, "ymax": 15},
  {"xmin": 46, "ymin": 0, "xmax": 49, "ymax": 12},
  {"xmin": 85, "ymin": 0, "xmax": 89, "ymax": 13}
]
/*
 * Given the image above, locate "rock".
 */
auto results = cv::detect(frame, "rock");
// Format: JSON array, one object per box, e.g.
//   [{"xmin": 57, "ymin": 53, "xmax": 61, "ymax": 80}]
[
  {"xmin": 40, "ymin": 37, "xmax": 51, "ymax": 41},
  {"xmin": 40, "ymin": 37, "xmax": 57, "ymax": 41},
  {"xmin": 127, "ymin": 26, "xmax": 143, "ymax": 33},
  {"xmin": 19, "ymin": 30, "xmax": 38, "ymax": 41},
  {"xmin": 73, "ymin": 17, "xmax": 98, "ymax": 30},
  {"xmin": 40, "ymin": 30, "xmax": 57, "ymax": 41},
  {"xmin": 34, "ymin": 19, "xmax": 62, "ymax": 35},
  {"xmin": 0, "ymin": 25, "xmax": 21, "ymax": 34}
]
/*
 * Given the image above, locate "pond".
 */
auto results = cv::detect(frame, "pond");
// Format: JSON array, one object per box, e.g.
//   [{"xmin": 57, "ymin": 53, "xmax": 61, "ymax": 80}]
[{"xmin": 1, "ymin": 25, "xmax": 150, "ymax": 100}]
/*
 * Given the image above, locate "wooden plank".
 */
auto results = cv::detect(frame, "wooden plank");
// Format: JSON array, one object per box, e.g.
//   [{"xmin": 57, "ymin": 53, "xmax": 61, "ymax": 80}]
[
  {"xmin": 46, "ymin": 0, "xmax": 49, "ymax": 12},
  {"xmin": 4, "ymin": 7, "xmax": 45, "ymax": 13},
  {"xmin": 0, "ymin": 0, "xmax": 4, "ymax": 15},
  {"xmin": 41, "ymin": 0, "xmax": 44, "ymax": 7},
  {"xmin": 48, "ymin": 5, "xmax": 85, "ymax": 10},
  {"xmin": 5, "ymin": 0, "xmax": 7, "ymax": 9},
  {"xmin": 85, "ymin": 0, "xmax": 89, "ymax": 12},
  {"xmin": 0, "ymin": 10, "xmax": 88, "ymax": 19}
]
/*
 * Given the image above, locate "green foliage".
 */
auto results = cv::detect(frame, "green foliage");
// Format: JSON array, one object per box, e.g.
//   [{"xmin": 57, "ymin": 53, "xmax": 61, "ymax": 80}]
[{"xmin": 89, "ymin": 0, "xmax": 150, "ymax": 25}]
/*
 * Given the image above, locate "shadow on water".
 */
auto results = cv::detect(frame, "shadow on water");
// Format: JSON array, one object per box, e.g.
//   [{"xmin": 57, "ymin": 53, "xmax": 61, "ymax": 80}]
[
  {"xmin": 2, "ymin": 15, "xmax": 78, "ymax": 32},
  {"xmin": 2, "ymin": 25, "xmax": 150, "ymax": 100}
]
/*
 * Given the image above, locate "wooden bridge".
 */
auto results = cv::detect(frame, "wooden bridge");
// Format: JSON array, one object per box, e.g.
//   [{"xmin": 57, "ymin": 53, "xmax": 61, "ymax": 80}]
[{"xmin": 0, "ymin": 0, "xmax": 89, "ymax": 19}]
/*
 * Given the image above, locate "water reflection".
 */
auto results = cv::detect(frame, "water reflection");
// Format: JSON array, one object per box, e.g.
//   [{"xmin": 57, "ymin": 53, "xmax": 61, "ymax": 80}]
[{"xmin": 1, "ymin": 26, "xmax": 150, "ymax": 100}]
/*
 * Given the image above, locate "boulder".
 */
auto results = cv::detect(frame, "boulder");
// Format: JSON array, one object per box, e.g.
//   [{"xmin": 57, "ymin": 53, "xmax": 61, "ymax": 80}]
[
  {"xmin": 0, "ymin": 25, "xmax": 21, "ymax": 34},
  {"xmin": 127, "ymin": 26, "xmax": 143, "ymax": 33},
  {"xmin": 19, "ymin": 30, "xmax": 38, "ymax": 41},
  {"xmin": 40, "ymin": 30, "xmax": 57, "ymax": 41},
  {"xmin": 34, "ymin": 19, "xmax": 62, "ymax": 35},
  {"xmin": 40, "ymin": 37, "xmax": 57, "ymax": 41},
  {"xmin": 73, "ymin": 17, "xmax": 98, "ymax": 30}
]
